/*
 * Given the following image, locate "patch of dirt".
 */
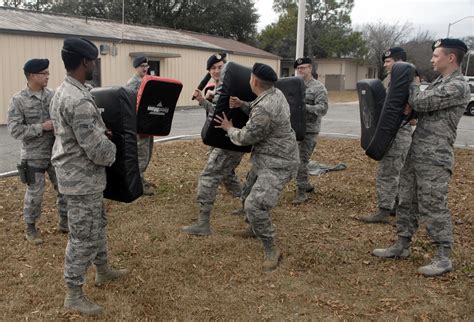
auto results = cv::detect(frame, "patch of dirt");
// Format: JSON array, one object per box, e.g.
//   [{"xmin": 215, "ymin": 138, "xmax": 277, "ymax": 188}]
[
  {"xmin": 328, "ymin": 90, "xmax": 358, "ymax": 103},
  {"xmin": 0, "ymin": 138, "xmax": 472, "ymax": 320}
]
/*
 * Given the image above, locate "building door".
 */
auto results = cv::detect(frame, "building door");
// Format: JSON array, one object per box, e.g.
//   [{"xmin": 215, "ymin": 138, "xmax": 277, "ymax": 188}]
[{"xmin": 148, "ymin": 60, "xmax": 160, "ymax": 76}]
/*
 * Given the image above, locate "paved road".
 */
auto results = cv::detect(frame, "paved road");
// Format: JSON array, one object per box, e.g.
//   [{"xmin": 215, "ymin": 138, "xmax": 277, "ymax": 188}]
[{"xmin": 1, "ymin": 102, "xmax": 473, "ymax": 175}]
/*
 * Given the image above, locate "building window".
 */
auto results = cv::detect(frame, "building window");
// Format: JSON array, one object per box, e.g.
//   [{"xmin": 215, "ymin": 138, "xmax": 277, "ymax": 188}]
[
  {"xmin": 281, "ymin": 68, "xmax": 289, "ymax": 77},
  {"xmin": 148, "ymin": 60, "xmax": 160, "ymax": 76}
]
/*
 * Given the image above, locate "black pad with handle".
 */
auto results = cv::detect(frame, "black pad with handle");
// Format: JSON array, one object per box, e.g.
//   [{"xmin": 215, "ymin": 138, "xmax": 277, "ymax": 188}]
[
  {"xmin": 357, "ymin": 78, "xmax": 386, "ymax": 150},
  {"xmin": 365, "ymin": 62, "xmax": 415, "ymax": 160},
  {"xmin": 275, "ymin": 76, "xmax": 306, "ymax": 141},
  {"xmin": 201, "ymin": 62, "xmax": 256, "ymax": 152},
  {"xmin": 91, "ymin": 86, "xmax": 143, "ymax": 203},
  {"xmin": 136, "ymin": 75, "xmax": 183, "ymax": 136}
]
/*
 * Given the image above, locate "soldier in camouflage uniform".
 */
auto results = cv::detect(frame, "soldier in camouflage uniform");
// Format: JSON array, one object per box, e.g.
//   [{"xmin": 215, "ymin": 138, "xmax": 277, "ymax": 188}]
[
  {"xmin": 359, "ymin": 47, "xmax": 415, "ymax": 223},
  {"xmin": 216, "ymin": 63, "xmax": 299, "ymax": 271},
  {"xmin": 373, "ymin": 39, "xmax": 470, "ymax": 277},
  {"xmin": 51, "ymin": 38, "xmax": 128, "ymax": 315},
  {"xmin": 7, "ymin": 58, "xmax": 68, "ymax": 245},
  {"xmin": 292, "ymin": 57, "xmax": 329, "ymax": 204},
  {"xmin": 181, "ymin": 53, "xmax": 244, "ymax": 236},
  {"xmin": 126, "ymin": 56, "xmax": 155, "ymax": 195}
]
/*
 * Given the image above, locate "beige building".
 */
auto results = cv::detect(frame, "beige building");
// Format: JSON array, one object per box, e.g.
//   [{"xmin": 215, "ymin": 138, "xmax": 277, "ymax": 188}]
[
  {"xmin": 0, "ymin": 7, "xmax": 280, "ymax": 124},
  {"xmin": 281, "ymin": 58, "xmax": 376, "ymax": 91}
]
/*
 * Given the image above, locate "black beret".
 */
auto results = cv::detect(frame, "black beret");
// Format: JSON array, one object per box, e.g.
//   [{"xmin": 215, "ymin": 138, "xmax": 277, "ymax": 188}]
[
  {"xmin": 23, "ymin": 58, "xmax": 49, "ymax": 73},
  {"xmin": 133, "ymin": 56, "xmax": 148, "ymax": 68},
  {"xmin": 62, "ymin": 37, "xmax": 98, "ymax": 60},
  {"xmin": 382, "ymin": 47, "xmax": 407, "ymax": 62},
  {"xmin": 206, "ymin": 53, "xmax": 227, "ymax": 70},
  {"xmin": 294, "ymin": 57, "xmax": 312, "ymax": 68},
  {"xmin": 252, "ymin": 63, "xmax": 278, "ymax": 83},
  {"xmin": 432, "ymin": 38, "xmax": 468, "ymax": 53}
]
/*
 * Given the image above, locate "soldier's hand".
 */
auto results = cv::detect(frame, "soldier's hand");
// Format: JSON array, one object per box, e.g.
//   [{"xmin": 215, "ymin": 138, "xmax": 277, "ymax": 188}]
[
  {"xmin": 42, "ymin": 120, "xmax": 54, "ymax": 131},
  {"xmin": 409, "ymin": 119, "xmax": 417, "ymax": 126},
  {"xmin": 193, "ymin": 89, "xmax": 205, "ymax": 104},
  {"xmin": 403, "ymin": 104, "xmax": 413, "ymax": 116},
  {"xmin": 205, "ymin": 89, "xmax": 215, "ymax": 100},
  {"xmin": 229, "ymin": 96, "xmax": 243, "ymax": 109},
  {"xmin": 413, "ymin": 75, "xmax": 421, "ymax": 85},
  {"xmin": 214, "ymin": 113, "xmax": 233, "ymax": 130}
]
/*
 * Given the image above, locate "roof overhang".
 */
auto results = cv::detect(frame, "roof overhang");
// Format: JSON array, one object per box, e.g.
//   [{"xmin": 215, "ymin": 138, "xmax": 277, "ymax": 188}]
[{"xmin": 129, "ymin": 52, "xmax": 181, "ymax": 59}]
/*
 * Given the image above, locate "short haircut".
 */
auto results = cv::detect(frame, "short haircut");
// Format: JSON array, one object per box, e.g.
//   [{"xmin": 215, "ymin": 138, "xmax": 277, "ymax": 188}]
[
  {"xmin": 254, "ymin": 76, "xmax": 274, "ymax": 90},
  {"xmin": 442, "ymin": 47, "xmax": 465, "ymax": 65}
]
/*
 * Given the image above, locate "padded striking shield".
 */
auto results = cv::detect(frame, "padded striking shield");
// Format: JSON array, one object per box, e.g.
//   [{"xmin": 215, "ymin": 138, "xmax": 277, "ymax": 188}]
[
  {"xmin": 365, "ymin": 62, "xmax": 416, "ymax": 161},
  {"xmin": 136, "ymin": 75, "xmax": 183, "ymax": 136},
  {"xmin": 91, "ymin": 86, "xmax": 143, "ymax": 203},
  {"xmin": 357, "ymin": 79, "xmax": 386, "ymax": 150},
  {"xmin": 275, "ymin": 77, "xmax": 306, "ymax": 141},
  {"xmin": 201, "ymin": 62, "xmax": 256, "ymax": 152}
]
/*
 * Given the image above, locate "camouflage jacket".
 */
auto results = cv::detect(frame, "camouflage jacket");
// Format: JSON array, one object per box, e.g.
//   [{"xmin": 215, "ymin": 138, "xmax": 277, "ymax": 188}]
[
  {"xmin": 227, "ymin": 87, "xmax": 299, "ymax": 170},
  {"xmin": 50, "ymin": 76, "xmax": 116, "ymax": 195},
  {"xmin": 304, "ymin": 78, "xmax": 329, "ymax": 133},
  {"xmin": 408, "ymin": 69, "xmax": 470, "ymax": 170},
  {"xmin": 7, "ymin": 87, "xmax": 55, "ymax": 160},
  {"xmin": 126, "ymin": 74, "xmax": 142, "ymax": 94}
]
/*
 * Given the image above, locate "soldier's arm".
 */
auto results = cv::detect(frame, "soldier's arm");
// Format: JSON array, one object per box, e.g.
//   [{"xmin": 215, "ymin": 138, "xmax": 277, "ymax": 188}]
[
  {"xmin": 7, "ymin": 97, "xmax": 43, "ymax": 140},
  {"xmin": 200, "ymin": 99, "xmax": 215, "ymax": 115},
  {"xmin": 229, "ymin": 96, "xmax": 252, "ymax": 115},
  {"xmin": 239, "ymin": 101, "xmax": 252, "ymax": 116},
  {"xmin": 227, "ymin": 108, "xmax": 271, "ymax": 146},
  {"xmin": 71, "ymin": 98, "xmax": 116, "ymax": 166},
  {"xmin": 306, "ymin": 86, "xmax": 329, "ymax": 116},
  {"xmin": 410, "ymin": 81, "xmax": 467, "ymax": 112}
]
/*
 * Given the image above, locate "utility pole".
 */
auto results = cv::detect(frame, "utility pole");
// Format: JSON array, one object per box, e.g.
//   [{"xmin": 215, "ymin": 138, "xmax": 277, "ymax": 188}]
[
  {"xmin": 466, "ymin": 50, "xmax": 471, "ymax": 76},
  {"xmin": 295, "ymin": 0, "xmax": 306, "ymax": 63},
  {"xmin": 447, "ymin": 16, "xmax": 474, "ymax": 37}
]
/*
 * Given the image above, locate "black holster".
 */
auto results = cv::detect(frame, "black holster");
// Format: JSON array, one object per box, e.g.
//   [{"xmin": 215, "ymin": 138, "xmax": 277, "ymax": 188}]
[
  {"xmin": 17, "ymin": 160, "xmax": 35, "ymax": 185},
  {"xmin": 16, "ymin": 160, "xmax": 46, "ymax": 185}
]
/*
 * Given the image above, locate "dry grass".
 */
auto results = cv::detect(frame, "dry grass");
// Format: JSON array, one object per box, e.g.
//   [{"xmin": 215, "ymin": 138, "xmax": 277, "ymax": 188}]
[
  {"xmin": 0, "ymin": 138, "xmax": 473, "ymax": 320},
  {"xmin": 328, "ymin": 90, "xmax": 358, "ymax": 103}
]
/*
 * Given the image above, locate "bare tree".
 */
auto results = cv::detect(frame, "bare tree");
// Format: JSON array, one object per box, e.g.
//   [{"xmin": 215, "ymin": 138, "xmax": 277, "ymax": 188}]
[
  {"xmin": 401, "ymin": 30, "xmax": 436, "ymax": 82},
  {"xmin": 359, "ymin": 21, "xmax": 413, "ymax": 80}
]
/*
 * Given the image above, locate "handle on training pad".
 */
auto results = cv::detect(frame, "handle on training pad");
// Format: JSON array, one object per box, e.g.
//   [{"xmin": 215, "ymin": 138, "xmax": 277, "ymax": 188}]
[{"xmin": 192, "ymin": 73, "xmax": 212, "ymax": 100}]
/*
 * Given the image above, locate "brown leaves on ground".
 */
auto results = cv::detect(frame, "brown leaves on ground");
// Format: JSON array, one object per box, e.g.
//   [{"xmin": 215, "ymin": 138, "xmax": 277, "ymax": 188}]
[{"xmin": 0, "ymin": 138, "xmax": 472, "ymax": 320}]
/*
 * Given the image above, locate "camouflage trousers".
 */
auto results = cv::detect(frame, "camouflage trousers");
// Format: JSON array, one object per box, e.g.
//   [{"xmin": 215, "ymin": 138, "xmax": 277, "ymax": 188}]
[
  {"xmin": 23, "ymin": 159, "xmax": 67, "ymax": 224},
  {"xmin": 396, "ymin": 160, "xmax": 453, "ymax": 247},
  {"xmin": 197, "ymin": 148, "xmax": 244, "ymax": 209},
  {"xmin": 243, "ymin": 166, "xmax": 296, "ymax": 240},
  {"xmin": 137, "ymin": 135, "xmax": 154, "ymax": 183},
  {"xmin": 64, "ymin": 192, "xmax": 108, "ymax": 287},
  {"xmin": 296, "ymin": 132, "xmax": 318, "ymax": 190},
  {"xmin": 376, "ymin": 124, "xmax": 412, "ymax": 210}
]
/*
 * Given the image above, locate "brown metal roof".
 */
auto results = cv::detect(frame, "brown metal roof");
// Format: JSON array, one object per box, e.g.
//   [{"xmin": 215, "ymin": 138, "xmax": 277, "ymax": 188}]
[
  {"xmin": 0, "ymin": 7, "xmax": 222, "ymax": 50},
  {"xmin": 184, "ymin": 32, "xmax": 280, "ymax": 60},
  {"xmin": 0, "ymin": 7, "xmax": 279, "ymax": 60}
]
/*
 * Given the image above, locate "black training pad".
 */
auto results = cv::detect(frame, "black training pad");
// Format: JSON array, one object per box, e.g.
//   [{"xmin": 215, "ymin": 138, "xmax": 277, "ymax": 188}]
[
  {"xmin": 137, "ymin": 76, "xmax": 182, "ymax": 136},
  {"xmin": 275, "ymin": 77, "xmax": 306, "ymax": 141},
  {"xmin": 357, "ymin": 79, "xmax": 386, "ymax": 150},
  {"xmin": 365, "ymin": 62, "xmax": 415, "ymax": 161},
  {"xmin": 201, "ymin": 62, "xmax": 256, "ymax": 152},
  {"xmin": 91, "ymin": 87, "xmax": 143, "ymax": 203}
]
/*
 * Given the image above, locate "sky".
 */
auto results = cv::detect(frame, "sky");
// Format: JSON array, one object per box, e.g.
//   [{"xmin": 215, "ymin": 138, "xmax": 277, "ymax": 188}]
[{"xmin": 255, "ymin": 0, "xmax": 474, "ymax": 39}]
